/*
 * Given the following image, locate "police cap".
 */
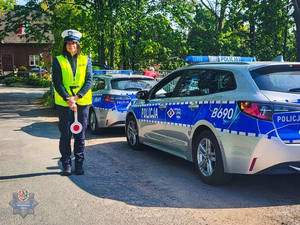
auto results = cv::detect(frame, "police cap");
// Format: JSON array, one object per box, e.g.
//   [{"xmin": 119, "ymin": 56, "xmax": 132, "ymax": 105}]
[{"xmin": 61, "ymin": 29, "xmax": 82, "ymax": 42}]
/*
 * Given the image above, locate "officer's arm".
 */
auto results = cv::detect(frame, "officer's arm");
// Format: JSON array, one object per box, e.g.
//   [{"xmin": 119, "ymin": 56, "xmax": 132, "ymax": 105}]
[
  {"xmin": 76, "ymin": 57, "xmax": 93, "ymax": 98},
  {"xmin": 52, "ymin": 57, "xmax": 71, "ymax": 101}
]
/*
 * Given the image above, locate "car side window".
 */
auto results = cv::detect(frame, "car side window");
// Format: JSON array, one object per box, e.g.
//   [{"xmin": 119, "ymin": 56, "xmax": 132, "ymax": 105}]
[
  {"xmin": 175, "ymin": 69, "xmax": 236, "ymax": 97},
  {"xmin": 149, "ymin": 70, "xmax": 185, "ymax": 99},
  {"xmin": 208, "ymin": 70, "xmax": 236, "ymax": 94},
  {"xmin": 92, "ymin": 78, "xmax": 106, "ymax": 91},
  {"xmin": 176, "ymin": 69, "xmax": 208, "ymax": 97}
]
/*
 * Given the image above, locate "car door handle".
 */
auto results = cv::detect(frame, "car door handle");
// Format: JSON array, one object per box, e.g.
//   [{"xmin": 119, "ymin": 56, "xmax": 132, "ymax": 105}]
[
  {"xmin": 188, "ymin": 104, "xmax": 199, "ymax": 110},
  {"xmin": 159, "ymin": 104, "xmax": 166, "ymax": 109}
]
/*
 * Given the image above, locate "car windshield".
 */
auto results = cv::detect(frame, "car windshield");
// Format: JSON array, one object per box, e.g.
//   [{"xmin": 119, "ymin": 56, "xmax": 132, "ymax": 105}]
[
  {"xmin": 111, "ymin": 78, "xmax": 156, "ymax": 91},
  {"xmin": 250, "ymin": 66, "xmax": 300, "ymax": 92}
]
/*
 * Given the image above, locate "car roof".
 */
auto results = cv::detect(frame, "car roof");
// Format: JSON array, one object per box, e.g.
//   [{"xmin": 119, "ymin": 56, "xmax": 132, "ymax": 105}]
[
  {"xmin": 175, "ymin": 61, "xmax": 300, "ymax": 73},
  {"xmin": 93, "ymin": 73, "xmax": 155, "ymax": 80},
  {"xmin": 29, "ymin": 68, "xmax": 46, "ymax": 71}
]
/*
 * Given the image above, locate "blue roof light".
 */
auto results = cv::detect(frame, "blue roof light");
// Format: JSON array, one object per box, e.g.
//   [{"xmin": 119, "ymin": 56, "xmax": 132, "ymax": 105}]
[
  {"xmin": 93, "ymin": 70, "xmax": 134, "ymax": 74},
  {"xmin": 185, "ymin": 56, "xmax": 257, "ymax": 63}
]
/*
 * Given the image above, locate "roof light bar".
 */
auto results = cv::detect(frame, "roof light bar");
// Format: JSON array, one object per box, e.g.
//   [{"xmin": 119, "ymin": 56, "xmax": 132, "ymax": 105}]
[
  {"xmin": 93, "ymin": 70, "xmax": 134, "ymax": 74},
  {"xmin": 185, "ymin": 56, "xmax": 256, "ymax": 63}
]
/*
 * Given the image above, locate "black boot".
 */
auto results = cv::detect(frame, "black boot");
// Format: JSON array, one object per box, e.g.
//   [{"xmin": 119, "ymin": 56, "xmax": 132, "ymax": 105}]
[
  {"xmin": 75, "ymin": 165, "xmax": 84, "ymax": 175},
  {"xmin": 62, "ymin": 166, "xmax": 71, "ymax": 176}
]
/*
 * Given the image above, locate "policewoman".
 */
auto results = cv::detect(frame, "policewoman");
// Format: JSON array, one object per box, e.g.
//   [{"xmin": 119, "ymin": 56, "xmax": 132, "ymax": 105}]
[{"xmin": 52, "ymin": 29, "xmax": 93, "ymax": 176}]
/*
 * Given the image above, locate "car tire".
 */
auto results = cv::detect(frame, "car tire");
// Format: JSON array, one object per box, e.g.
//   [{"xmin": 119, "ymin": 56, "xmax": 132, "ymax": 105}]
[
  {"xmin": 126, "ymin": 115, "xmax": 143, "ymax": 150},
  {"xmin": 193, "ymin": 130, "xmax": 232, "ymax": 185},
  {"xmin": 89, "ymin": 109, "xmax": 104, "ymax": 135}
]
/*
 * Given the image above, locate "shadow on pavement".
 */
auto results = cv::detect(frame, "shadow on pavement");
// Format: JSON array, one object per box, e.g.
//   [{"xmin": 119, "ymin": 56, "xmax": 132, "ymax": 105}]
[
  {"xmin": 21, "ymin": 120, "xmax": 125, "ymax": 140},
  {"xmin": 0, "ymin": 172, "xmax": 61, "ymax": 180},
  {"xmin": 22, "ymin": 122, "xmax": 60, "ymax": 139},
  {"xmin": 65, "ymin": 140, "xmax": 300, "ymax": 209}
]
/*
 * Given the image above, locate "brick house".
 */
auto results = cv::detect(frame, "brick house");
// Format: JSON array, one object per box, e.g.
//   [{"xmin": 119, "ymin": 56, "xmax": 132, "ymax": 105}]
[{"xmin": 0, "ymin": 11, "xmax": 54, "ymax": 74}]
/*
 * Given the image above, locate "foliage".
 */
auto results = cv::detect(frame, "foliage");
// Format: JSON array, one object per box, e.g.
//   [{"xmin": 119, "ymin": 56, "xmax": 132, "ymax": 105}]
[
  {"xmin": 42, "ymin": 73, "xmax": 51, "ymax": 81},
  {"xmin": 1, "ymin": 0, "xmax": 300, "ymax": 71},
  {"xmin": 26, "ymin": 74, "xmax": 51, "ymax": 87},
  {"xmin": 2, "ymin": 76, "xmax": 23, "ymax": 86},
  {"xmin": 18, "ymin": 66, "xmax": 27, "ymax": 71},
  {"xmin": 42, "ymin": 90, "xmax": 54, "ymax": 108},
  {"xmin": 2, "ymin": 74, "xmax": 51, "ymax": 87},
  {"xmin": 0, "ymin": 0, "xmax": 15, "ymax": 12}
]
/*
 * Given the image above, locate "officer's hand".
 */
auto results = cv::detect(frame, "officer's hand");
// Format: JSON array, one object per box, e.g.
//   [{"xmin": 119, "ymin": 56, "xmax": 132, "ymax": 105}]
[
  {"xmin": 66, "ymin": 97, "xmax": 75, "ymax": 105},
  {"xmin": 74, "ymin": 95, "xmax": 80, "ymax": 102},
  {"xmin": 69, "ymin": 103, "xmax": 77, "ymax": 112},
  {"xmin": 66, "ymin": 95, "xmax": 79, "ymax": 105}
]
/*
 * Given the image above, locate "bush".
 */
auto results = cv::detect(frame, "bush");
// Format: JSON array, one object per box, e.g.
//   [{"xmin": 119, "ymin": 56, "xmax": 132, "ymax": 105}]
[
  {"xmin": 42, "ymin": 74, "xmax": 51, "ymax": 82},
  {"xmin": 26, "ymin": 74, "xmax": 51, "ymax": 87},
  {"xmin": 2, "ymin": 74, "xmax": 51, "ymax": 87},
  {"xmin": 18, "ymin": 66, "xmax": 27, "ymax": 71},
  {"xmin": 2, "ymin": 76, "xmax": 24, "ymax": 86},
  {"xmin": 42, "ymin": 90, "xmax": 55, "ymax": 108}
]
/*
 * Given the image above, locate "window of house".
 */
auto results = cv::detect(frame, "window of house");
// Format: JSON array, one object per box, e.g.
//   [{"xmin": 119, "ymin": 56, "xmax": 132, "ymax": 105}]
[{"xmin": 29, "ymin": 55, "xmax": 40, "ymax": 66}]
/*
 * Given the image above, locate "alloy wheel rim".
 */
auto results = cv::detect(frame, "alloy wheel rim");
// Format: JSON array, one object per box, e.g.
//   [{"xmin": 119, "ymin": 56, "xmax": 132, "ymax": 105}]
[
  {"xmin": 197, "ymin": 138, "xmax": 216, "ymax": 177},
  {"xmin": 90, "ymin": 112, "xmax": 96, "ymax": 131},
  {"xmin": 127, "ymin": 120, "xmax": 137, "ymax": 145}
]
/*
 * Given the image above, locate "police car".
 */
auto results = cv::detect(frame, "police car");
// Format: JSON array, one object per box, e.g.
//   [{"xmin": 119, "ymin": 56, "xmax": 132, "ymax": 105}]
[
  {"xmin": 125, "ymin": 56, "xmax": 300, "ymax": 185},
  {"xmin": 89, "ymin": 70, "xmax": 157, "ymax": 134}
]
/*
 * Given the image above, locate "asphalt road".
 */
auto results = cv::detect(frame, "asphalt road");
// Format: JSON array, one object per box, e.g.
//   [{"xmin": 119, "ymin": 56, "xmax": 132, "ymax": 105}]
[{"xmin": 0, "ymin": 86, "xmax": 300, "ymax": 225}]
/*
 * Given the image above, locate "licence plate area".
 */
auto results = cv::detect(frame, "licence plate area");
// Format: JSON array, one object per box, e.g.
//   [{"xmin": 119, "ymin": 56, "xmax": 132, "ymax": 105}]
[{"xmin": 273, "ymin": 112, "xmax": 300, "ymax": 143}]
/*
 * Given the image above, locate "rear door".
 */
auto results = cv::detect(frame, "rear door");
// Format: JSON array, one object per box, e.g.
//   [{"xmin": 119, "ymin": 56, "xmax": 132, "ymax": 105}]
[{"xmin": 165, "ymin": 69, "xmax": 238, "ymax": 154}]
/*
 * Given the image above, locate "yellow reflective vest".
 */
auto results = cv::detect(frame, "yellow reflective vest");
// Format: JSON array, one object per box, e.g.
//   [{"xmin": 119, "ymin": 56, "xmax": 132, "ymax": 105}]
[{"xmin": 54, "ymin": 55, "xmax": 92, "ymax": 107}]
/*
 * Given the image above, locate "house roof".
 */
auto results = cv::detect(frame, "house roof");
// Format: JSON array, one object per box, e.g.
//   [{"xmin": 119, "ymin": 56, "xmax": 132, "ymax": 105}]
[{"xmin": 0, "ymin": 8, "xmax": 54, "ymax": 44}]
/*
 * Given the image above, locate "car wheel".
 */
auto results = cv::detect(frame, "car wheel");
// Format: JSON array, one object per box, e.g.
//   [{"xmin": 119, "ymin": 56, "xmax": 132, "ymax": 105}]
[
  {"xmin": 89, "ymin": 109, "xmax": 104, "ymax": 135},
  {"xmin": 193, "ymin": 130, "xmax": 232, "ymax": 185},
  {"xmin": 126, "ymin": 115, "xmax": 143, "ymax": 150}
]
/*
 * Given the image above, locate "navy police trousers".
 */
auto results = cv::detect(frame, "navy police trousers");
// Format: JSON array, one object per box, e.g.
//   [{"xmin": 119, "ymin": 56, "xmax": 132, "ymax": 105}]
[{"xmin": 56, "ymin": 105, "xmax": 89, "ymax": 167}]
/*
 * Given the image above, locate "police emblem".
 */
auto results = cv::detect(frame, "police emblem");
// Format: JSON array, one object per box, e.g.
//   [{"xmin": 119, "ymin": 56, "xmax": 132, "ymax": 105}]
[
  {"xmin": 18, "ymin": 189, "xmax": 29, "ymax": 202},
  {"xmin": 68, "ymin": 30, "xmax": 73, "ymax": 36},
  {"xmin": 9, "ymin": 189, "xmax": 38, "ymax": 218},
  {"xmin": 167, "ymin": 108, "xmax": 175, "ymax": 118}
]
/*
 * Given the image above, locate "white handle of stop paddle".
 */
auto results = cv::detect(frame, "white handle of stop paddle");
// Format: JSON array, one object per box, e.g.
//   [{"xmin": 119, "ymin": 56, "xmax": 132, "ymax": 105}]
[{"xmin": 70, "ymin": 110, "xmax": 83, "ymax": 134}]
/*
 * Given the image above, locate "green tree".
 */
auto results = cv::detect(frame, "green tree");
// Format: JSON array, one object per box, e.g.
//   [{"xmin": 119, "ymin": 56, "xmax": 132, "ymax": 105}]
[
  {"xmin": 291, "ymin": 0, "xmax": 300, "ymax": 61},
  {"xmin": 0, "ymin": 0, "xmax": 16, "ymax": 12}
]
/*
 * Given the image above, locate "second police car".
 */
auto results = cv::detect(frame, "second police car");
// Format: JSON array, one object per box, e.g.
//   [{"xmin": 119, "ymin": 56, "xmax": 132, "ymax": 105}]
[
  {"xmin": 89, "ymin": 70, "xmax": 157, "ymax": 134},
  {"xmin": 125, "ymin": 56, "xmax": 300, "ymax": 185}
]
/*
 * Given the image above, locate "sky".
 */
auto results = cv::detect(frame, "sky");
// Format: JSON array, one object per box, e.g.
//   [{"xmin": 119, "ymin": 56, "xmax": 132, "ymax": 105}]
[{"xmin": 16, "ymin": 0, "xmax": 27, "ymax": 5}]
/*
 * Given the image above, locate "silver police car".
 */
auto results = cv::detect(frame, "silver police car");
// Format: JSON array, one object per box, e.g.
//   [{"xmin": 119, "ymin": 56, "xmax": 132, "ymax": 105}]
[
  {"xmin": 89, "ymin": 70, "xmax": 157, "ymax": 134},
  {"xmin": 125, "ymin": 56, "xmax": 300, "ymax": 185}
]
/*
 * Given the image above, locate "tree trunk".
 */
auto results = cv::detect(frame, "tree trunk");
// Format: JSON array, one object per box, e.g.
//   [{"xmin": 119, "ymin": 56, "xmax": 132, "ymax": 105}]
[
  {"xmin": 98, "ymin": 30, "xmax": 105, "ymax": 63},
  {"xmin": 110, "ymin": 25, "xmax": 115, "ymax": 69},
  {"xmin": 95, "ymin": 0, "xmax": 106, "ymax": 63},
  {"xmin": 245, "ymin": 0, "xmax": 256, "ymax": 57},
  {"xmin": 122, "ymin": 43, "xmax": 126, "ymax": 70},
  {"xmin": 293, "ymin": 0, "xmax": 300, "ymax": 61}
]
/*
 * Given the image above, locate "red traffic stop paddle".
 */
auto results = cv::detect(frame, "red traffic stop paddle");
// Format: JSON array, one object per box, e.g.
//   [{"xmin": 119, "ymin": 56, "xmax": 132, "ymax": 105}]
[{"xmin": 70, "ymin": 110, "xmax": 83, "ymax": 134}]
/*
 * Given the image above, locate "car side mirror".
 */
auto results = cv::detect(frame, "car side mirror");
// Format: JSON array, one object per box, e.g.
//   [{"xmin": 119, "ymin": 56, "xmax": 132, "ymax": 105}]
[{"xmin": 136, "ymin": 90, "xmax": 148, "ymax": 99}]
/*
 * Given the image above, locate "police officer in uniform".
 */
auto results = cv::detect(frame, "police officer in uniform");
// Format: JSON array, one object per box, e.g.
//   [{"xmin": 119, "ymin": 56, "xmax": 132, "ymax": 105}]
[{"xmin": 52, "ymin": 29, "xmax": 93, "ymax": 176}]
